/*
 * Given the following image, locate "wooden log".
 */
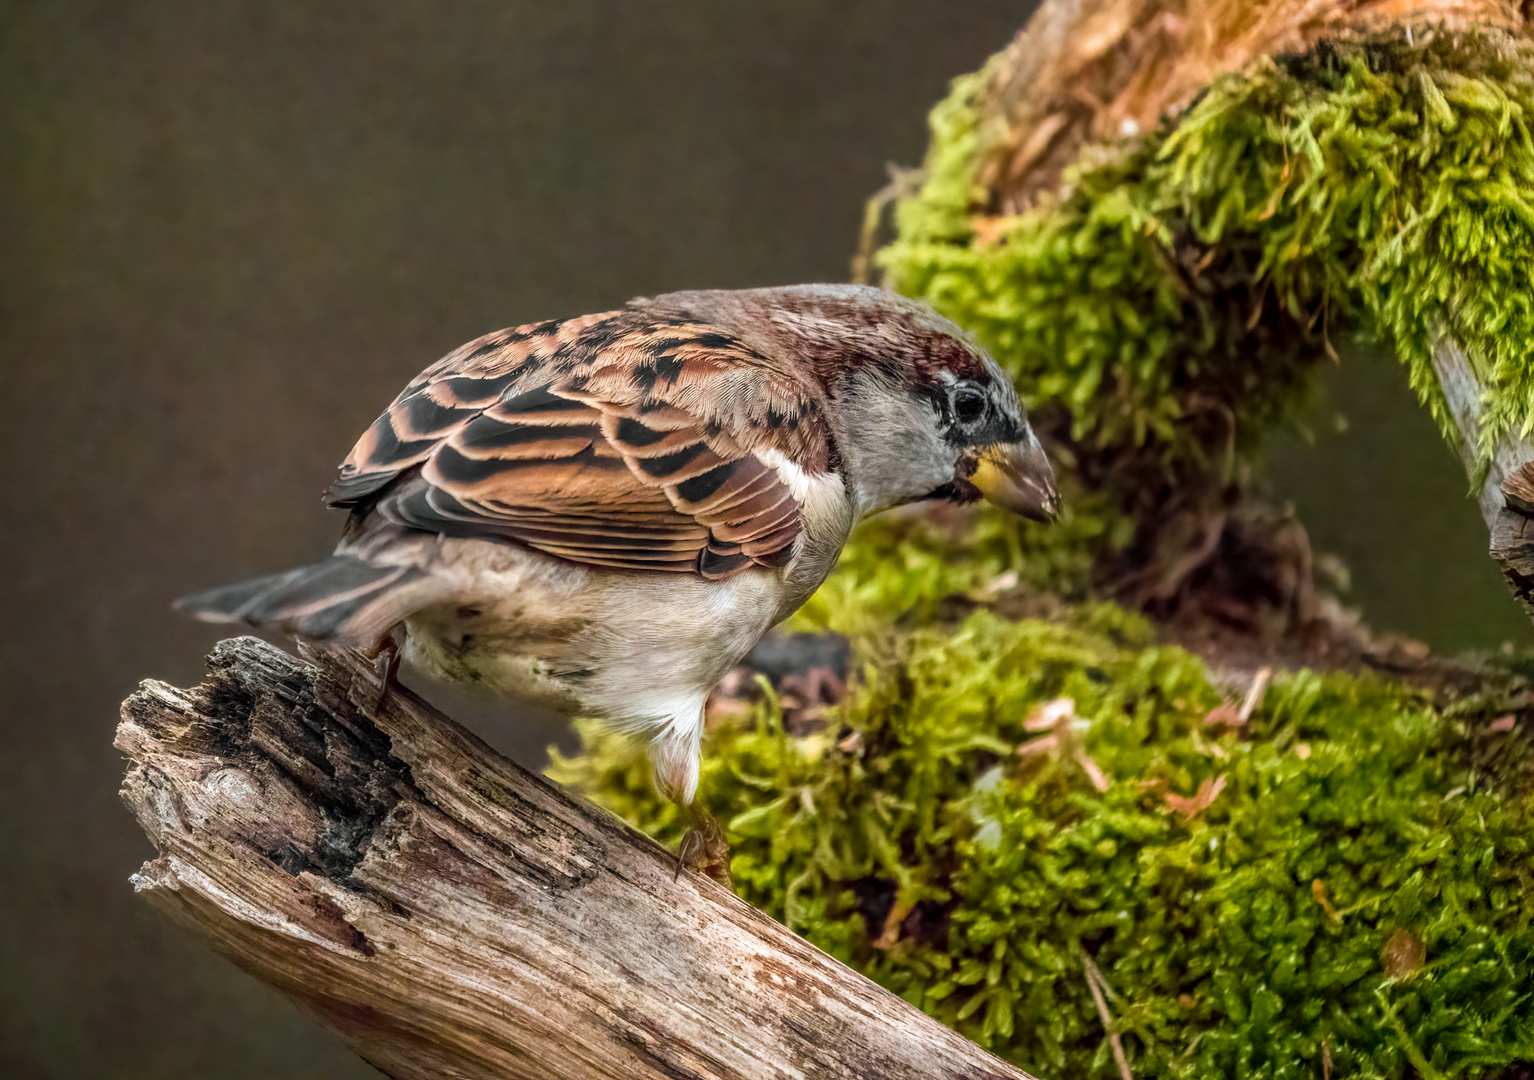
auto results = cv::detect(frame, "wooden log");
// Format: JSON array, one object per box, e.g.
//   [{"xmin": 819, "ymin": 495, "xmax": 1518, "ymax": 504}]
[{"xmin": 116, "ymin": 636, "xmax": 1035, "ymax": 1080}]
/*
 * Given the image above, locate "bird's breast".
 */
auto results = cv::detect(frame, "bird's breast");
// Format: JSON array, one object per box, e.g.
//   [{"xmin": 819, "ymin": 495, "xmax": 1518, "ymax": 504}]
[
  {"xmin": 762, "ymin": 452, "xmax": 855, "ymax": 620},
  {"xmin": 398, "ymin": 537, "xmax": 796, "ymax": 729}
]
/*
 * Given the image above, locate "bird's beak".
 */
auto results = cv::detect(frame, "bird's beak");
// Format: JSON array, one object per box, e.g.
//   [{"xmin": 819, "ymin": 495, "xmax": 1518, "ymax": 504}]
[{"xmin": 970, "ymin": 436, "xmax": 1060, "ymax": 522}]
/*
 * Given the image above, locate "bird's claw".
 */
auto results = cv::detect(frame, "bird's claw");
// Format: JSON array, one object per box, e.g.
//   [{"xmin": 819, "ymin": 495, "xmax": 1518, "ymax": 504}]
[
  {"xmin": 673, "ymin": 808, "xmax": 731, "ymax": 888},
  {"xmin": 368, "ymin": 639, "xmax": 401, "ymax": 715}
]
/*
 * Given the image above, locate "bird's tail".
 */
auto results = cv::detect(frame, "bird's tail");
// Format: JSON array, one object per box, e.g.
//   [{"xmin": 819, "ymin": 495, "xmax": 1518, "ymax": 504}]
[{"xmin": 175, "ymin": 554, "xmax": 436, "ymax": 646}]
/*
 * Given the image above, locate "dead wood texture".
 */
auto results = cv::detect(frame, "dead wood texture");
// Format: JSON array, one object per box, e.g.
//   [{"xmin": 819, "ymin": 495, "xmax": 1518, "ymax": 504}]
[{"xmin": 117, "ymin": 637, "xmax": 1034, "ymax": 1080}]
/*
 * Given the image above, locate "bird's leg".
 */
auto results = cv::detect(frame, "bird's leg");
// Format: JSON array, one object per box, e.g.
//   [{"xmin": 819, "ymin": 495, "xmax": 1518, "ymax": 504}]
[
  {"xmin": 652, "ymin": 718, "xmax": 732, "ymax": 887},
  {"xmin": 365, "ymin": 635, "xmax": 401, "ymax": 715},
  {"xmin": 674, "ymin": 803, "xmax": 731, "ymax": 887}
]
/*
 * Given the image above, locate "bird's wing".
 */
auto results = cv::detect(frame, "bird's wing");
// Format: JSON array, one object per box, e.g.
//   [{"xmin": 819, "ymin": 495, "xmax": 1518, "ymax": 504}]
[{"xmin": 324, "ymin": 309, "xmax": 830, "ymax": 579}]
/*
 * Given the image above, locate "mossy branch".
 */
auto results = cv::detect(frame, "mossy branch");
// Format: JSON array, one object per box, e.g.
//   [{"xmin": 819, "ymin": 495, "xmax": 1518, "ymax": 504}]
[{"xmin": 866, "ymin": 8, "xmax": 1534, "ymax": 634}]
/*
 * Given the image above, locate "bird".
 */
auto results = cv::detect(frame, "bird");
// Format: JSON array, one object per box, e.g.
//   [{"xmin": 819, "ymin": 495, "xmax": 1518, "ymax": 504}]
[{"xmin": 178, "ymin": 284, "xmax": 1059, "ymax": 870}]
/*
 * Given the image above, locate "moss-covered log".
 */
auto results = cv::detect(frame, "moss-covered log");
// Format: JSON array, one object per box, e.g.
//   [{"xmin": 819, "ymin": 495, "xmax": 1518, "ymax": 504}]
[{"xmin": 867, "ymin": 0, "xmax": 1534, "ymax": 637}]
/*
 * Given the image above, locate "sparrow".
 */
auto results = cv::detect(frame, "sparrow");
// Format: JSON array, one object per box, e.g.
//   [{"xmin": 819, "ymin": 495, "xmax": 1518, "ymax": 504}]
[{"xmin": 178, "ymin": 284, "xmax": 1059, "ymax": 856}]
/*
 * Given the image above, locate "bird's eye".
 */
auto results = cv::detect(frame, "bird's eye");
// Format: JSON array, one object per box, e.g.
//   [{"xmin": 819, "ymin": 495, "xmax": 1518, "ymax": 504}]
[{"xmin": 952, "ymin": 385, "xmax": 987, "ymax": 425}]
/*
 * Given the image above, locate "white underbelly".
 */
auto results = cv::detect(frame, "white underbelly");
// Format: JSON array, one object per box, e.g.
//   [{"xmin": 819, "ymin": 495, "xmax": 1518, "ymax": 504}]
[{"xmin": 399, "ymin": 537, "xmax": 789, "ymax": 733}]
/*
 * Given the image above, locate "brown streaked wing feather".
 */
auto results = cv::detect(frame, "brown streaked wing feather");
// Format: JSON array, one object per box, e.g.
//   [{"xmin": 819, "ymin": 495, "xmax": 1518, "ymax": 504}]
[
  {"xmin": 326, "ymin": 313, "xmax": 629, "ymax": 506},
  {"xmin": 328, "ymin": 311, "xmax": 831, "ymax": 577}
]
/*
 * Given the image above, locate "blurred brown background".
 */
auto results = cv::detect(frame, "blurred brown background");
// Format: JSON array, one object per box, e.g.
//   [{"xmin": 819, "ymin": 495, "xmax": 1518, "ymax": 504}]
[{"xmin": 1, "ymin": 2, "xmax": 1525, "ymax": 1077}]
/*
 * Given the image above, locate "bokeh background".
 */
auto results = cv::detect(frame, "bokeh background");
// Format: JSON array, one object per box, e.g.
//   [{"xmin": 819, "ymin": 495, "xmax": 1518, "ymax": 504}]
[{"xmin": 2, "ymin": 2, "xmax": 1527, "ymax": 1077}]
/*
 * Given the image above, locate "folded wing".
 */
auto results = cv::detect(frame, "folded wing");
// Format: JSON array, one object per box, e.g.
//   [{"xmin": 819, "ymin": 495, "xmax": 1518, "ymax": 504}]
[{"xmin": 325, "ymin": 312, "xmax": 823, "ymax": 580}]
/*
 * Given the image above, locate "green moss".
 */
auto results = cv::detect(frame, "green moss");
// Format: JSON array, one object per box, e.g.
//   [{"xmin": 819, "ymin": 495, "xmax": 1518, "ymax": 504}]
[
  {"xmin": 553, "ymin": 609, "xmax": 1534, "ymax": 1078},
  {"xmin": 882, "ymin": 30, "xmax": 1534, "ymax": 491}
]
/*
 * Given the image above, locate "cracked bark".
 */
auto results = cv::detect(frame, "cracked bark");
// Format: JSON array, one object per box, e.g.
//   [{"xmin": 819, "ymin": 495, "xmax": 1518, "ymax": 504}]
[{"xmin": 117, "ymin": 637, "xmax": 1034, "ymax": 1080}]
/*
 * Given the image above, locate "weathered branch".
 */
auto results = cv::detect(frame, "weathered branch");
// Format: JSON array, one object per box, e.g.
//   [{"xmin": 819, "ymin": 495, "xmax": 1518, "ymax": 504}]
[
  {"xmin": 1432, "ymin": 337, "xmax": 1534, "ymax": 624},
  {"xmin": 117, "ymin": 637, "xmax": 1034, "ymax": 1080}
]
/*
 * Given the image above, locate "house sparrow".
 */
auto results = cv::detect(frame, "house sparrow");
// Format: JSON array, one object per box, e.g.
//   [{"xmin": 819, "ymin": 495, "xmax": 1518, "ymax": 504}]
[{"xmin": 179, "ymin": 284, "xmax": 1058, "ymax": 860}]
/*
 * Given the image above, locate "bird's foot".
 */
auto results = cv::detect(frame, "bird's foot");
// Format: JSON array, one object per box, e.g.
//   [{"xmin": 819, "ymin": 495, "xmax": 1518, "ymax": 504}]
[
  {"xmin": 365, "ymin": 638, "xmax": 401, "ymax": 715},
  {"xmin": 674, "ymin": 807, "xmax": 731, "ymax": 888}
]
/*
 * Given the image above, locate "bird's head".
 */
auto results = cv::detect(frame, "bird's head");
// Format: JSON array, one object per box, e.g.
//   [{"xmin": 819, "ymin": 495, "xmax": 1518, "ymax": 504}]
[{"xmin": 644, "ymin": 283, "xmax": 1060, "ymax": 523}]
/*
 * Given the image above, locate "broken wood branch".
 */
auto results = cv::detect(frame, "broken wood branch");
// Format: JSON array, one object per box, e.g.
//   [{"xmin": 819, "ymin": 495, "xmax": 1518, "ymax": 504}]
[{"xmin": 116, "ymin": 637, "xmax": 1034, "ymax": 1080}]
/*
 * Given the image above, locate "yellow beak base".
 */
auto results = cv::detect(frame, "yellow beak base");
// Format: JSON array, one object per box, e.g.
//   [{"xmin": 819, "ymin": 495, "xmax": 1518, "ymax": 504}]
[{"xmin": 970, "ymin": 441, "xmax": 1060, "ymax": 522}]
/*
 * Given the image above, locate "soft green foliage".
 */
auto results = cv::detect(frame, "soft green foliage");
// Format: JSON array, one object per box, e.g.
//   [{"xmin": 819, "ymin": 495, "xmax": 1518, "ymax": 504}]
[
  {"xmin": 553, "ymin": 609, "xmax": 1534, "ymax": 1078},
  {"xmin": 881, "ymin": 31, "xmax": 1534, "ymax": 482}
]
